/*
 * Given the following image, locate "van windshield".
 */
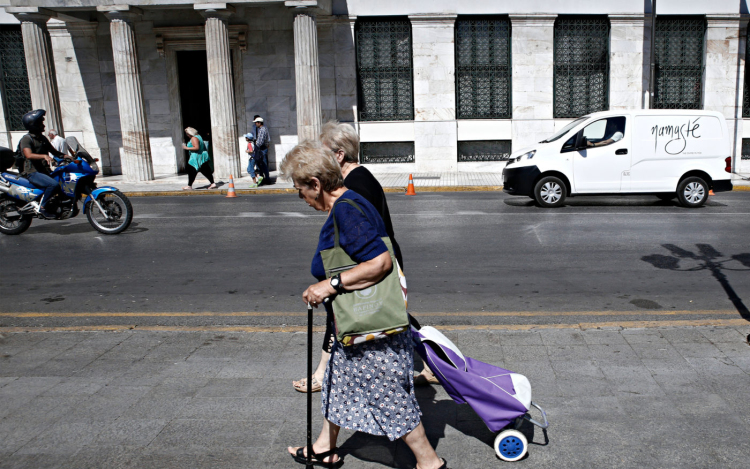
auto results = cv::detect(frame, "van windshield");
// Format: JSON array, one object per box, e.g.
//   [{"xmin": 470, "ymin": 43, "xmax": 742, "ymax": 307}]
[{"xmin": 540, "ymin": 116, "xmax": 589, "ymax": 143}]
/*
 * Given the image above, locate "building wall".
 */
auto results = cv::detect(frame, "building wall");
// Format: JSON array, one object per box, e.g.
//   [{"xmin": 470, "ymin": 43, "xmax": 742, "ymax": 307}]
[{"xmin": 1, "ymin": 2, "xmax": 749, "ymax": 181}]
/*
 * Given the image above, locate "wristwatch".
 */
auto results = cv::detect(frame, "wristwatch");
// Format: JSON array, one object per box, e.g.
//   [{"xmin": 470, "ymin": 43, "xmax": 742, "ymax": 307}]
[{"xmin": 330, "ymin": 274, "xmax": 345, "ymax": 294}]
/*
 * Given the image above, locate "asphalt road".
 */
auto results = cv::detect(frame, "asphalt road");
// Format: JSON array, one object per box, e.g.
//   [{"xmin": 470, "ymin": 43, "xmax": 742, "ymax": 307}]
[{"xmin": 1, "ymin": 191, "xmax": 749, "ymax": 329}]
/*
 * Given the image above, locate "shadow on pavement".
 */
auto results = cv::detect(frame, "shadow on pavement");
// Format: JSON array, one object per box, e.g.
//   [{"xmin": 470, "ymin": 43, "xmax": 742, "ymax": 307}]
[
  {"xmin": 504, "ymin": 197, "xmax": 727, "ymax": 208},
  {"xmin": 642, "ymin": 244, "xmax": 750, "ymax": 321},
  {"xmin": 25, "ymin": 221, "xmax": 148, "ymax": 236}
]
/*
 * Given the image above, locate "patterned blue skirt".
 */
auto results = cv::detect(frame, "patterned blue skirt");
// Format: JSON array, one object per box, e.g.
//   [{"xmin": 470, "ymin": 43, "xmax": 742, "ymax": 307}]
[{"xmin": 321, "ymin": 331, "xmax": 422, "ymax": 441}]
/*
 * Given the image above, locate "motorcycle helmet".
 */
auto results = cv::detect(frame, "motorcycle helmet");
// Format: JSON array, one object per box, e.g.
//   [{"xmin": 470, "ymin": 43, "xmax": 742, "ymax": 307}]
[{"xmin": 22, "ymin": 109, "xmax": 46, "ymax": 133}]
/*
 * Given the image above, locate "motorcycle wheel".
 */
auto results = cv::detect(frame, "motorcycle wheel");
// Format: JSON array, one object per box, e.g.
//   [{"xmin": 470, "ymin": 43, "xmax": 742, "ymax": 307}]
[
  {"xmin": 0, "ymin": 197, "xmax": 32, "ymax": 235},
  {"xmin": 86, "ymin": 190, "xmax": 133, "ymax": 235}
]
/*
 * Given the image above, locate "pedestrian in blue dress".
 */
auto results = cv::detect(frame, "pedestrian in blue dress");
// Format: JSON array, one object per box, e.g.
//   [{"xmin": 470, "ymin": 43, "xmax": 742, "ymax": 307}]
[{"xmin": 281, "ymin": 140, "xmax": 448, "ymax": 469}]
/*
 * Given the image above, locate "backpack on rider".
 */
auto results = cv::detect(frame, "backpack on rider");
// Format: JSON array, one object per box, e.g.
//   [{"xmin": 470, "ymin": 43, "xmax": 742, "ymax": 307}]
[{"xmin": 0, "ymin": 146, "xmax": 16, "ymax": 172}]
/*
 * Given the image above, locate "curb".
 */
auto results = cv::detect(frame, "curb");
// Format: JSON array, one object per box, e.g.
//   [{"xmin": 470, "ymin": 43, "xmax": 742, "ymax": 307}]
[{"xmin": 123, "ymin": 185, "xmax": 506, "ymax": 197}]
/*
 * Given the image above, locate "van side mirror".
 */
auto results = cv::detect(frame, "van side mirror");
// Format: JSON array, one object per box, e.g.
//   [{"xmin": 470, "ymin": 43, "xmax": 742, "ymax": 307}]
[{"xmin": 576, "ymin": 135, "xmax": 588, "ymax": 150}]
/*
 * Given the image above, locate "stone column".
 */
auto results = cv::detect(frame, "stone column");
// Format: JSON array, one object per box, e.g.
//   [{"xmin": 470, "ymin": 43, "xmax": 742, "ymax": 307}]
[
  {"xmin": 293, "ymin": 11, "xmax": 323, "ymax": 142},
  {"xmin": 409, "ymin": 14, "xmax": 457, "ymax": 172},
  {"xmin": 98, "ymin": 6, "xmax": 154, "ymax": 182},
  {"xmin": 704, "ymin": 15, "xmax": 744, "ymax": 175},
  {"xmin": 197, "ymin": 5, "xmax": 240, "ymax": 179},
  {"xmin": 8, "ymin": 7, "xmax": 64, "ymax": 135},
  {"xmin": 509, "ymin": 14, "xmax": 556, "ymax": 149},
  {"xmin": 609, "ymin": 15, "xmax": 647, "ymax": 110}
]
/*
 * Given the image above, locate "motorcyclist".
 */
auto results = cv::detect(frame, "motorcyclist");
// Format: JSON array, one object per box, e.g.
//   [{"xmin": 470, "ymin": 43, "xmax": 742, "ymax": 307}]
[{"xmin": 18, "ymin": 109, "xmax": 68, "ymax": 218}]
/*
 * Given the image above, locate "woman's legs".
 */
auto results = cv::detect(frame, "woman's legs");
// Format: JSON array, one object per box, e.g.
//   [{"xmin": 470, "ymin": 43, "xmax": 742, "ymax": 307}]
[
  {"xmin": 402, "ymin": 422, "xmax": 443, "ymax": 469},
  {"xmin": 198, "ymin": 162, "xmax": 216, "ymax": 188},
  {"xmin": 185, "ymin": 164, "xmax": 198, "ymax": 189},
  {"xmin": 287, "ymin": 419, "xmax": 341, "ymax": 463},
  {"xmin": 198, "ymin": 162, "xmax": 214, "ymax": 184}
]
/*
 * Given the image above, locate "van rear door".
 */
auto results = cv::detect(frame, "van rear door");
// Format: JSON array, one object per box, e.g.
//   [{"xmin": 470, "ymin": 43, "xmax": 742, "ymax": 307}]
[
  {"xmin": 631, "ymin": 114, "xmax": 726, "ymax": 192},
  {"xmin": 572, "ymin": 116, "xmax": 630, "ymax": 193}
]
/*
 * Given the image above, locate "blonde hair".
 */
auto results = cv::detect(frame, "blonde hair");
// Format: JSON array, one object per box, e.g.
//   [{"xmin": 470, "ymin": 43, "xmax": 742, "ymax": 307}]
[
  {"xmin": 280, "ymin": 140, "xmax": 344, "ymax": 192},
  {"xmin": 319, "ymin": 121, "xmax": 359, "ymax": 164},
  {"xmin": 185, "ymin": 127, "xmax": 198, "ymax": 137}
]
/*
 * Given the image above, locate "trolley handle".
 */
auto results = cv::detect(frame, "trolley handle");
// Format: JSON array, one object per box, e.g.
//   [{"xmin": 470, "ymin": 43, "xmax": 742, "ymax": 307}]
[{"xmin": 524, "ymin": 401, "xmax": 549, "ymax": 429}]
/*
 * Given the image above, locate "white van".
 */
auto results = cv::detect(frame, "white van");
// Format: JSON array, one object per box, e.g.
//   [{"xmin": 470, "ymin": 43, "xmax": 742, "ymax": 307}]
[{"xmin": 502, "ymin": 110, "xmax": 734, "ymax": 208}]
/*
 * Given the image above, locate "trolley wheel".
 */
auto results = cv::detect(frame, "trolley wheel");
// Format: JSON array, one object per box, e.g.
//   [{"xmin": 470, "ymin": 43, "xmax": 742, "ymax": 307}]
[{"xmin": 494, "ymin": 429, "xmax": 528, "ymax": 462}]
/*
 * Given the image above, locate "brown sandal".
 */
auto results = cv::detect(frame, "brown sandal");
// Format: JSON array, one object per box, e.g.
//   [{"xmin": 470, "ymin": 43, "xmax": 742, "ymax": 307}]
[{"xmin": 293, "ymin": 376, "xmax": 322, "ymax": 393}]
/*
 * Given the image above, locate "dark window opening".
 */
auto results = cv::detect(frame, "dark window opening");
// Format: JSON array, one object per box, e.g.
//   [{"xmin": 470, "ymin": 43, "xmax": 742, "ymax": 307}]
[
  {"xmin": 0, "ymin": 26, "xmax": 32, "ymax": 132},
  {"xmin": 355, "ymin": 18, "xmax": 414, "ymax": 122},
  {"xmin": 554, "ymin": 16, "xmax": 610, "ymax": 118},
  {"xmin": 457, "ymin": 140, "xmax": 512, "ymax": 162},
  {"xmin": 360, "ymin": 141, "xmax": 415, "ymax": 164},
  {"xmin": 177, "ymin": 50, "xmax": 212, "ymax": 171},
  {"xmin": 455, "ymin": 17, "xmax": 511, "ymax": 119},
  {"xmin": 653, "ymin": 16, "xmax": 705, "ymax": 110},
  {"xmin": 743, "ymin": 32, "xmax": 750, "ymax": 117}
]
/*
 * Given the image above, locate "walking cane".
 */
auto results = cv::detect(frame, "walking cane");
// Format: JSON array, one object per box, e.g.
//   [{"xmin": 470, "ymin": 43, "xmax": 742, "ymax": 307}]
[{"xmin": 306, "ymin": 302, "xmax": 313, "ymax": 468}]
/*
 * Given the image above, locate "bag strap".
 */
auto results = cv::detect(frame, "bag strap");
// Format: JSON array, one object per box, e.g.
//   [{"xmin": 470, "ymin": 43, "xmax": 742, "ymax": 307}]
[{"xmin": 331, "ymin": 198, "xmax": 365, "ymax": 248}]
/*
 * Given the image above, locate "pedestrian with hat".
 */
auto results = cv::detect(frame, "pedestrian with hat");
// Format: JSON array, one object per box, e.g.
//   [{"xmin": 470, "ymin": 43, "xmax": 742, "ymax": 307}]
[
  {"xmin": 253, "ymin": 116, "xmax": 271, "ymax": 185},
  {"xmin": 243, "ymin": 132, "xmax": 259, "ymax": 187}
]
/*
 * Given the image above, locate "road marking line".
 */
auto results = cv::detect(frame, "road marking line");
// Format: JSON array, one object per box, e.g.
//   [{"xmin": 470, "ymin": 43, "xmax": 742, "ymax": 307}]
[
  {"xmin": 0, "ymin": 309, "xmax": 738, "ymax": 318},
  {"xmin": 1, "ymin": 318, "xmax": 747, "ymax": 334}
]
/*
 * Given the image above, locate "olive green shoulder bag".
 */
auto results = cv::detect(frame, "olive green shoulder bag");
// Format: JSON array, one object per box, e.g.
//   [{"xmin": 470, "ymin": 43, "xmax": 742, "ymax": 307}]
[{"xmin": 320, "ymin": 199, "xmax": 408, "ymax": 346}]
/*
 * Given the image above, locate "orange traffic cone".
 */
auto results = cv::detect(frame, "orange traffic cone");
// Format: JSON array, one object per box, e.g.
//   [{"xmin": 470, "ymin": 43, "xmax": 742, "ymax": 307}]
[
  {"xmin": 226, "ymin": 174, "xmax": 238, "ymax": 198},
  {"xmin": 406, "ymin": 174, "xmax": 416, "ymax": 196},
  {"xmin": 709, "ymin": 189, "xmax": 715, "ymax": 196}
]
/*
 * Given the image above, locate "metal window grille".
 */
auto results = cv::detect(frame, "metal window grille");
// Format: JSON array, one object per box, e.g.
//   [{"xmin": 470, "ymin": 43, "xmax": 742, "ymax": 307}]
[
  {"xmin": 356, "ymin": 19, "xmax": 414, "ymax": 121},
  {"xmin": 653, "ymin": 17, "xmax": 705, "ymax": 110},
  {"xmin": 554, "ymin": 17, "xmax": 610, "ymax": 118},
  {"xmin": 360, "ymin": 142, "xmax": 415, "ymax": 164},
  {"xmin": 457, "ymin": 140, "xmax": 512, "ymax": 162},
  {"xmin": 743, "ymin": 32, "xmax": 750, "ymax": 118},
  {"xmin": 742, "ymin": 139, "xmax": 750, "ymax": 160},
  {"xmin": 455, "ymin": 17, "xmax": 511, "ymax": 119},
  {"xmin": 0, "ymin": 26, "xmax": 32, "ymax": 132}
]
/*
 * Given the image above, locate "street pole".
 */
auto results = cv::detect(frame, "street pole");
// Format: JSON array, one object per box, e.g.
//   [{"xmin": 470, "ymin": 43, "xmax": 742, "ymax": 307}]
[{"xmin": 649, "ymin": 0, "xmax": 657, "ymax": 108}]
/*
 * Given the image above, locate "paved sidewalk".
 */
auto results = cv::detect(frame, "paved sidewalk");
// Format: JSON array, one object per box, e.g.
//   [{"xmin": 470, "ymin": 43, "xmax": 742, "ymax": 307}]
[
  {"xmin": 100, "ymin": 171, "xmax": 506, "ymax": 196},
  {"xmin": 2, "ymin": 324, "xmax": 750, "ymax": 468},
  {"xmin": 101, "ymin": 170, "xmax": 750, "ymax": 196}
]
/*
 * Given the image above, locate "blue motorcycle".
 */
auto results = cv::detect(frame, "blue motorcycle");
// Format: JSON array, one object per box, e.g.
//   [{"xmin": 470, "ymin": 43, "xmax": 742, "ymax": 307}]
[{"xmin": 0, "ymin": 137, "xmax": 133, "ymax": 235}]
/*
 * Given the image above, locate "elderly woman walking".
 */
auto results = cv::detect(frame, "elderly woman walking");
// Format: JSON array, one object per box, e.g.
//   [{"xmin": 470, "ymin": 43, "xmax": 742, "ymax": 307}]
[
  {"xmin": 282, "ymin": 141, "xmax": 448, "ymax": 469},
  {"xmin": 182, "ymin": 127, "xmax": 217, "ymax": 190},
  {"xmin": 292, "ymin": 121, "xmax": 438, "ymax": 394}
]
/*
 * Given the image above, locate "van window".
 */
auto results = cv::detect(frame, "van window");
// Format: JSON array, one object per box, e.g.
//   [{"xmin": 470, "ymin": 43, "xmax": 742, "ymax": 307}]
[
  {"xmin": 541, "ymin": 116, "xmax": 589, "ymax": 143},
  {"xmin": 582, "ymin": 116, "xmax": 626, "ymax": 149},
  {"xmin": 561, "ymin": 135, "xmax": 577, "ymax": 152}
]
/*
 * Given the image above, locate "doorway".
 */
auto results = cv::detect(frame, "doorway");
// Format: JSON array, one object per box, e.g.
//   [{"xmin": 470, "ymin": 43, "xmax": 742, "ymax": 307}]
[{"xmin": 176, "ymin": 50, "xmax": 211, "ymax": 170}]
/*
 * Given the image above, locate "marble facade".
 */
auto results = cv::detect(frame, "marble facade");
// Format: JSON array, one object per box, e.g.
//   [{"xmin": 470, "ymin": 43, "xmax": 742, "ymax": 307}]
[{"xmin": 0, "ymin": 1, "xmax": 749, "ymax": 182}]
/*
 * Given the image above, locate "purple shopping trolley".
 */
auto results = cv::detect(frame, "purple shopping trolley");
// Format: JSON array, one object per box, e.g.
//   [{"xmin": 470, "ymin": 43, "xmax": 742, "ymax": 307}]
[{"xmin": 413, "ymin": 326, "xmax": 549, "ymax": 462}]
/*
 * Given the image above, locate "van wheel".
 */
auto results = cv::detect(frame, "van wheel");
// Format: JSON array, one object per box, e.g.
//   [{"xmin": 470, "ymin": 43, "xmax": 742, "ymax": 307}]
[
  {"xmin": 534, "ymin": 176, "xmax": 567, "ymax": 208},
  {"xmin": 677, "ymin": 177, "xmax": 708, "ymax": 208}
]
